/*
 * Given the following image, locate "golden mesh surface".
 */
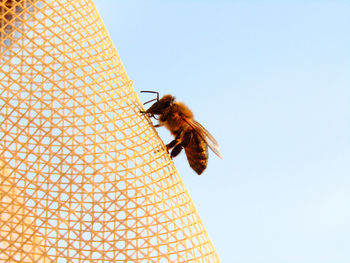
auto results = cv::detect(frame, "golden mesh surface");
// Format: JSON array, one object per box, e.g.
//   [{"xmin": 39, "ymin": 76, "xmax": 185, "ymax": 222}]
[{"xmin": 0, "ymin": 0, "xmax": 220, "ymax": 262}]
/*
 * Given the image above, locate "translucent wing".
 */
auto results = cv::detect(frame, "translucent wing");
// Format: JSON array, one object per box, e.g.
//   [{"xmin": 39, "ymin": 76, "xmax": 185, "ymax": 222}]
[{"xmin": 184, "ymin": 118, "xmax": 223, "ymax": 159}]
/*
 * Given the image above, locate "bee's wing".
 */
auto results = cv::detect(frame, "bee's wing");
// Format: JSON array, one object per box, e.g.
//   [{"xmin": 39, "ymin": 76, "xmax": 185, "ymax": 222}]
[{"xmin": 184, "ymin": 118, "xmax": 223, "ymax": 159}]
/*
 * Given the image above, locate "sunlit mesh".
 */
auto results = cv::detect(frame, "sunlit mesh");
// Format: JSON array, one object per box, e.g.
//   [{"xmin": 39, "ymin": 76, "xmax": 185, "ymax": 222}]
[{"xmin": 0, "ymin": 0, "xmax": 219, "ymax": 262}]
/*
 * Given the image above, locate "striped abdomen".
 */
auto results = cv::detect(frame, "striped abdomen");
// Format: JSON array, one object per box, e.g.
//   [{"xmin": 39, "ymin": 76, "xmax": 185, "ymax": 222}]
[{"xmin": 184, "ymin": 132, "xmax": 208, "ymax": 175}]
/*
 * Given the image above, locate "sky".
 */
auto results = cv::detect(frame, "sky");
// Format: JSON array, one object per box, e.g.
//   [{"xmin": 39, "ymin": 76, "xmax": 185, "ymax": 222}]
[{"xmin": 94, "ymin": 1, "xmax": 350, "ymax": 262}]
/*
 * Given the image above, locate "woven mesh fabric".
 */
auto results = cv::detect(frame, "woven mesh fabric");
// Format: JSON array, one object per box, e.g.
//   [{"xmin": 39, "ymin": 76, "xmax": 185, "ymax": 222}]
[{"xmin": 0, "ymin": 0, "xmax": 220, "ymax": 262}]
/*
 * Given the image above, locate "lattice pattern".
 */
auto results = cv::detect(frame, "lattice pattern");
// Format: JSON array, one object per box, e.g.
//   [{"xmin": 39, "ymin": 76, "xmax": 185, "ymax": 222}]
[{"xmin": 0, "ymin": 0, "xmax": 220, "ymax": 262}]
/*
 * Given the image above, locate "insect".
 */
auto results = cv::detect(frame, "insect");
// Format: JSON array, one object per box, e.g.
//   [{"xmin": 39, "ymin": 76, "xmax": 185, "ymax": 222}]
[{"xmin": 140, "ymin": 91, "xmax": 222, "ymax": 175}]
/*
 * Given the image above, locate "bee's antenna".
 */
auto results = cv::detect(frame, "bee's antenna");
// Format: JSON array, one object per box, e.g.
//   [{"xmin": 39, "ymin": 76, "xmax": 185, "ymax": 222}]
[
  {"xmin": 141, "ymin": 90, "xmax": 159, "ymax": 101},
  {"xmin": 143, "ymin": 98, "xmax": 157, "ymax": 105},
  {"xmin": 140, "ymin": 91, "xmax": 160, "ymax": 105}
]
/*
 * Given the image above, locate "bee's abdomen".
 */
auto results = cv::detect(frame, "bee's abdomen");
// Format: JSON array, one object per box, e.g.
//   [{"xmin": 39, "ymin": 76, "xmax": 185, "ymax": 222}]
[{"xmin": 185, "ymin": 133, "xmax": 208, "ymax": 175}]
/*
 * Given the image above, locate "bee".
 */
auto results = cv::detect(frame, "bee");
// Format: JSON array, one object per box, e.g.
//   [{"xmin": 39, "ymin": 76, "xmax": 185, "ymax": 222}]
[{"xmin": 140, "ymin": 91, "xmax": 222, "ymax": 175}]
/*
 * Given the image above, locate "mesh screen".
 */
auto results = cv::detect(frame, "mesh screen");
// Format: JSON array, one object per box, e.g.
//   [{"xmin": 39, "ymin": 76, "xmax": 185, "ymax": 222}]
[{"xmin": 0, "ymin": 0, "xmax": 220, "ymax": 262}]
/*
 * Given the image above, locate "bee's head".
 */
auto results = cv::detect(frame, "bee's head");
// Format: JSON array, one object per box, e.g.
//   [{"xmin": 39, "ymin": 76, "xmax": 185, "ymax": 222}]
[{"xmin": 145, "ymin": 94, "xmax": 175, "ymax": 115}]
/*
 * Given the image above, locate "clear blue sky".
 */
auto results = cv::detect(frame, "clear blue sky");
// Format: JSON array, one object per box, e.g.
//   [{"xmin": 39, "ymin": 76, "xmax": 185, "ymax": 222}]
[{"xmin": 94, "ymin": 1, "xmax": 350, "ymax": 262}]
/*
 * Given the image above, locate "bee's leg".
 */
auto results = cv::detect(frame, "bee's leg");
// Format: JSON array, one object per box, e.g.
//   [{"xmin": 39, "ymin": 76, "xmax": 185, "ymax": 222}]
[
  {"xmin": 154, "ymin": 123, "xmax": 163, "ymax": 128},
  {"xmin": 180, "ymin": 131, "xmax": 192, "ymax": 148},
  {"xmin": 166, "ymin": 132, "xmax": 182, "ymax": 151},
  {"xmin": 170, "ymin": 145, "xmax": 182, "ymax": 159},
  {"xmin": 166, "ymin": 139, "xmax": 177, "ymax": 151},
  {"xmin": 169, "ymin": 132, "xmax": 192, "ymax": 159},
  {"xmin": 140, "ymin": 112, "xmax": 159, "ymax": 120}
]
